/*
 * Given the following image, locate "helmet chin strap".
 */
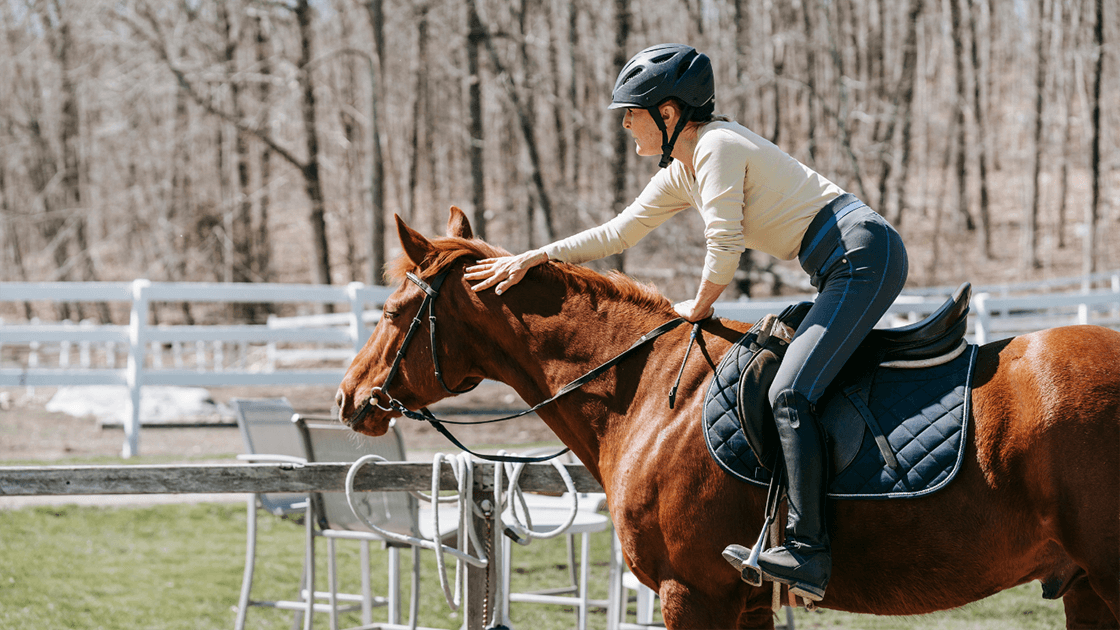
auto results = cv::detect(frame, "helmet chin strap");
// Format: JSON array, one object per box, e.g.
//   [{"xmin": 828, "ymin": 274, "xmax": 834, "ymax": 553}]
[{"xmin": 648, "ymin": 104, "xmax": 695, "ymax": 168}]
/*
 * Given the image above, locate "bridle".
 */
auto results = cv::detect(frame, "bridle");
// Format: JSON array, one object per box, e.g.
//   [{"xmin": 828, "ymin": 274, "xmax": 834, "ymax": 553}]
[{"xmin": 346, "ymin": 265, "xmax": 692, "ymax": 464}]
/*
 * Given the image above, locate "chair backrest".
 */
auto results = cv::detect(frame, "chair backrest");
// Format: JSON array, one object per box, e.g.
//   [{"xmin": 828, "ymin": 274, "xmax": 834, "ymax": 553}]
[
  {"xmin": 297, "ymin": 420, "xmax": 420, "ymax": 537},
  {"xmin": 230, "ymin": 397, "xmax": 308, "ymax": 516}
]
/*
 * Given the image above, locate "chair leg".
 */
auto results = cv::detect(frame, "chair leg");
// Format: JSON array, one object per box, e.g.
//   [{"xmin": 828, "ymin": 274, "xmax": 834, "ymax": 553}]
[
  {"xmin": 408, "ymin": 545, "xmax": 421, "ymax": 630},
  {"xmin": 578, "ymin": 532, "xmax": 591, "ymax": 630},
  {"xmin": 328, "ymin": 537, "xmax": 340, "ymax": 630},
  {"xmin": 606, "ymin": 533, "xmax": 621, "ymax": 630},
  {"xmin": 566, "ymin": 534, "xmax": 578, "ymax": 590},
  {"xmin": 361, "ymin": 540, "xmax": 373, "ymax": 626},
  {"xmin": 235, "ymin": 495, "xmax": 258, "ymax": 630},
  {"xmin": 636, "ymin": 585, "xmax": 655, "ymax": 625},
  {"xmin": 292, "ymin": 563, "xmax": 307, "ymax": 630},
  {"xmin": 501, "ymin": 535, "xmax": 513, "ymax": 625},
  {"xmin": 388, "ymin": 545, "xmax": 401, "ymax": 626},
  {"xmin": 303, "ymin": 505, "xmax": 316, "ymax": 630}
]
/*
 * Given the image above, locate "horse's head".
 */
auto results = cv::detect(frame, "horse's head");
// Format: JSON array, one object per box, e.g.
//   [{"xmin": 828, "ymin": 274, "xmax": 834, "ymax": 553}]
[{"xmin": 335, "ymin": 206, "xmax": 499, "ymax": 436}]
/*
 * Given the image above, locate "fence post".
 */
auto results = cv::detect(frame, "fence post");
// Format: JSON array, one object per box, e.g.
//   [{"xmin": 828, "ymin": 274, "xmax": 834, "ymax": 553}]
[
  {"xmin": 348, "ymin": 282, "xmax": 366, "ymax": 356},
  {"xmin": 466, "ymin": 466, "xmax": 497, "ymax": 630},
  {"xmin": 1113, "ymin": 274, "xmax": 1119, "ymax": 320},
  {"xmin": 974, "ymin": 293, "xmax": 990, "ymax": 345},
  {"xmin": 124, "ymin": 279, "xmax": 151, "ymax": 458}
]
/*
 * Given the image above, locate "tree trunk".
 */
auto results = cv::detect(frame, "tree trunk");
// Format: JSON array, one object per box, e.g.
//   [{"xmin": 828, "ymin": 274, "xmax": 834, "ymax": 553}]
[
  {"xmin": 1025, "ymin": 0, "xmax": 1048, "ymax": 269},
  {"xmin": 53, "ymin": 1, "xmax": 110, "ymax": 322},
  {"xmin": 466, "ymin": 0, "xmax": 487, "ymax": 240},
  {"xmin": 295, "ymin": 0, "xmax": 332, "ymax": 286},
  {"xmin": 254, "ymin": 14, "xmax": 273, "ymax": 284},
  {"xmin": 968, "ymin": 0, "xmax": 992, "ymax": 258},
  {"xmin": 407, "ymin": 5, "xmax": 429, "ymax": 224},
  {"xmin": 734, "ymin": 0, "xmax": 752, "ymax": 122},
  {"xmin": 801, "ymin": 0, "xmax": 818, "ymax": 164},
  {"xmin": 468, "ymin": 0, "xmax": 555, "ymax": 243},
  {"xmin": 606, "ymin": 0, "xmax": 630, "ymax": 272},
  {"xmin": 548, "ymin": 2, "xmax": 569, "ymax": 186},
  {"xmin": 1085, "ymin": 0, "xmax": 1103, "ymax": 278},
  {"xmin": 879, "ymin": 0, "xmax": 923, "ymax": 224},
  {"xmin": 887, "ymin": 0, "xmax": 922, "ymax": 227},
  {"xmin": 949, "ymin": 0, "xmax": 976, "ymax": 232},
  {"xmin": 362, "ymin": 0, "xmax": 387, "ymax": 284},
  {"xmin": 568, "ymin": 0, "xmax": 584, "ymax": 196}
]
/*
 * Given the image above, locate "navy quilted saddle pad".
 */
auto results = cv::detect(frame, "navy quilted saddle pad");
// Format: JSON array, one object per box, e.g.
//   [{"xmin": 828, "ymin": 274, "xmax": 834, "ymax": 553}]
[{"xmin": 702, "ymin": 339, "xmax": 978, "ymax": 500}]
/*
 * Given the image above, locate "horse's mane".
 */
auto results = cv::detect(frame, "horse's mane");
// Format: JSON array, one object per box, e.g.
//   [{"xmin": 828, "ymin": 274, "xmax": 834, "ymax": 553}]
[{"xmin": 386, "ymin": 236, "xmax": 675, "ymax": 316}]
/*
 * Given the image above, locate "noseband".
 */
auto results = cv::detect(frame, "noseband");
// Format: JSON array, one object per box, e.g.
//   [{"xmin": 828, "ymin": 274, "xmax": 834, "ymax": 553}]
[{"xmin": 348, "ymin": 265, "xmax": 688, "ymax": 463}]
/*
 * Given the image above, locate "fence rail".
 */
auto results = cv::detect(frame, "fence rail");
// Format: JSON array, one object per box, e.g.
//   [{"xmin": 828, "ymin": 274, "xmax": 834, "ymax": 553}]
[
  {"xmin": 0, "ymin": 461, "xmax": 602, "ymax": 496},
  {"xmin": 3, "ymin": 273, "xmax": 1119, "ymax": 456}
]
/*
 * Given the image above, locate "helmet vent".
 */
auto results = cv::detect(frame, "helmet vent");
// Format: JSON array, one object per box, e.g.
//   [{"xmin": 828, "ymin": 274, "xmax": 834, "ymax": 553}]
[
  {"xmin": 622, "ymin": 68, "xmax": 643, "ymax": 84},
  {"xmin": 650, "ymin": 53, "xmax": 675, "ymax": 64}
]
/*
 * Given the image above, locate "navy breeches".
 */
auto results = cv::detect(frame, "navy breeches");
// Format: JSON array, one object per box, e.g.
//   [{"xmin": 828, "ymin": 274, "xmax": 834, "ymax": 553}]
[{"xmin": 768, "ymin": 194, "xmax": 909, "ymax": 407}]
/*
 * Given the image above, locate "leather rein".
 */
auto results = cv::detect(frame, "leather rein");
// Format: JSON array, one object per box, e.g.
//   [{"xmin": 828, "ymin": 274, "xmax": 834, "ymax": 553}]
[{"xmin": 347, "ymin": 266, "xmax": 689, "ymax": 463}]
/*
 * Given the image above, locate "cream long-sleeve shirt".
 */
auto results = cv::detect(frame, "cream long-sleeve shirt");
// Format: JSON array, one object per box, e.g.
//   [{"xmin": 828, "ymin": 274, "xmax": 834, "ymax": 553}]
[{"xmin": 541, "ymin": 121, "xmax": 845, "ymax": 285}]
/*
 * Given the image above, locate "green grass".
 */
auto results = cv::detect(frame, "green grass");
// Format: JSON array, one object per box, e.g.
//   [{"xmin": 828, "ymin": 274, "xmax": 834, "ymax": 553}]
[{"xmin": 0, "ymin": 503, "xmax": 1066, "ymax": 630}]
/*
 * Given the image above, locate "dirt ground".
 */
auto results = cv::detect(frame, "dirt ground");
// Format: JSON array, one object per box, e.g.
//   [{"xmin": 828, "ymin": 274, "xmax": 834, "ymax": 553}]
[{"xmin": 0, "ymin": 381, "xmax": 560, "ymax": 464}]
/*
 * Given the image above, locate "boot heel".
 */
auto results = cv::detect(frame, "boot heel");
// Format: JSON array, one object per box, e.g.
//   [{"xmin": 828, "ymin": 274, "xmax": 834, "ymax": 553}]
[{"xmin": 790, "ymin": 583, "xmax": 825, "ymax": 603}]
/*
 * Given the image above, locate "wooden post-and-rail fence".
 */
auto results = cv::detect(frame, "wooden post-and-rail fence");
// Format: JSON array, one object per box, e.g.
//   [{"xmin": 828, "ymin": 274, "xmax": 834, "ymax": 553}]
[{"xmin": 0, "ymin": 460, "xmax": 604, "ymax": 630}]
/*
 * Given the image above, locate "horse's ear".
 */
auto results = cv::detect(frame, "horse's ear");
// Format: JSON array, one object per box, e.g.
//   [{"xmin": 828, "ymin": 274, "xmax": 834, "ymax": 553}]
[
  {"xmin": 396, "ymin": 214, "xmax": 434, "ymax": 266},
  {"xmin": 447, "ymin": 206, "xmax": 473, "ymax": 239}
]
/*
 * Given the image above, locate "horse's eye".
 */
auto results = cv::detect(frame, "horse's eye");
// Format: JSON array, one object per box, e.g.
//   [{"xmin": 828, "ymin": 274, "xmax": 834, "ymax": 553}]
[{"xmin": 382, "ymin": 309, "xmax": 398, "ymax": 322}]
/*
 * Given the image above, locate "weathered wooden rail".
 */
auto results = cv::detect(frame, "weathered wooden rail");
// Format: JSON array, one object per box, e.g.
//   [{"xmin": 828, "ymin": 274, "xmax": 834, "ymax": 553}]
[
  {"xmin": 0, "ymin": 460, "xmax": 604, "ymax": 630},
  {"xmin": 0, "ymin": 461, "xmax": 603, "ymax": 496}
]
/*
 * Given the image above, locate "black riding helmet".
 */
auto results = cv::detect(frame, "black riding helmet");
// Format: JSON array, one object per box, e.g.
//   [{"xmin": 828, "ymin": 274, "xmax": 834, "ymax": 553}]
[{"xmin": 610, "ymin": 44, "xmax": 715, "ymax": 168}]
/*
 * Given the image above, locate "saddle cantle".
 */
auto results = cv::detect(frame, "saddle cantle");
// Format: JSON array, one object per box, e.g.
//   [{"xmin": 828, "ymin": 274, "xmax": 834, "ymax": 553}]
[{"xmin": 702, "ymin": 283, "xmax": 978, "ymax": 500}]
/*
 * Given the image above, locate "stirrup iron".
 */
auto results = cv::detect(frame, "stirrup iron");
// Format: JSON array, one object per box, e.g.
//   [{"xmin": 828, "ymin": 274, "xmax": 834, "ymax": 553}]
[{"xmin": 723, "ymin": 462, "xmax": 786, "ymax": 587}]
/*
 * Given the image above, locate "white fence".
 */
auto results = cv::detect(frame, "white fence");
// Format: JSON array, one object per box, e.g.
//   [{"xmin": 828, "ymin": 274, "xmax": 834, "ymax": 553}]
[
  {"xmin": 3, "ymin": 272, "xmax": 1120, "ymax": 457},
  {"xmin": 1, "ymin": 280, "xmax": 392, "ymax": 457},
  {"xmin": 716, "ymin": 271, "xmax": 1120, "ymax": 345}
]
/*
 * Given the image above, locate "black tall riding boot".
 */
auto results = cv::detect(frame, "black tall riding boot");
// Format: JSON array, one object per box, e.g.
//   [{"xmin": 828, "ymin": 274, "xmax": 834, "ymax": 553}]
[{"xmin": 756, "ymin": 390, "xmax": 831, "ymax": 601}]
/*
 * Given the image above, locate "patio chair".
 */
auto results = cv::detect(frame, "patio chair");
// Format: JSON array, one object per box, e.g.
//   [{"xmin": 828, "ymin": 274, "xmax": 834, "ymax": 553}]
[
  {"xmin": 231, "ymin": 398, "xmax": 458, "ymax": 630},
  {"xmin": 496, "ymin": 448, "xmax": 613, "ymax": 630}
]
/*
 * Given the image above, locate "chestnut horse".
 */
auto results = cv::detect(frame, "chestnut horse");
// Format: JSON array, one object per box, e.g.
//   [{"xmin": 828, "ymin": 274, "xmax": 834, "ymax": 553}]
[{"xmin": 336, "ymin": 208, "xmax": 1120, "ymax": 629}]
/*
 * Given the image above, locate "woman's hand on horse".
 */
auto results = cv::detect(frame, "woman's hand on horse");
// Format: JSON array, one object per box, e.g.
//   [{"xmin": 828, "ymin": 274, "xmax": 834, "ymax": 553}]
[
  {"xmin": 674, "ymin": 299, "xmax": 716, "ymax": 322},
  {"xmin": 465, "ymin": 250, "xmax": 549, "ymax": 295}
]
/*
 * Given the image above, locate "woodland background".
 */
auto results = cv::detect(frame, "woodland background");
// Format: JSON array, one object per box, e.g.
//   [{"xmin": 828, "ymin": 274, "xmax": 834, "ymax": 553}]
[{"xmin": 0, "ymin": 0, "xmax": 1117, "ymax": 324}]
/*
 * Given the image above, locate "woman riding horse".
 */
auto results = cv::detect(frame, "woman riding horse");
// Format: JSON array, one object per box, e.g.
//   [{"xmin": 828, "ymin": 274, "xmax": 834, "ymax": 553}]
[{"xmin": 464, "ymin": 43, "xmax": 909, "ymax": 602}]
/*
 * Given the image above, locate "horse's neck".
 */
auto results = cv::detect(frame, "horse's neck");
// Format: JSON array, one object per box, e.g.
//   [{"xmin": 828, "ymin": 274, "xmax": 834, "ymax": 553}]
[{"xmin": 484, "ymin": 293, "xmax": 672, "ymax": 477}]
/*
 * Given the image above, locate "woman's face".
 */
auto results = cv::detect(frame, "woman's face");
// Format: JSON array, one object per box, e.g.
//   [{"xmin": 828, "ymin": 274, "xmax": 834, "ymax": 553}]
[{"xmin": 623, "ymin": 108, "xmax": 664, "ymax": 157}]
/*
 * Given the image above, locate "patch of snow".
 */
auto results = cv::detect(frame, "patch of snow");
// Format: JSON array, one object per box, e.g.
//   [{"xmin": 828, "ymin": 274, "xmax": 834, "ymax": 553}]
[{"xmin": 45, "ymin": 386, "xmax": 233, "ymax": 426}]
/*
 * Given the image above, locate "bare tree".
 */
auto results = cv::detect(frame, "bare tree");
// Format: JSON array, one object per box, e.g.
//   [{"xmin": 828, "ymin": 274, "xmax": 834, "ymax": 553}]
[
  {"xmin": 465, "ymin": 0, "xmax": 488, "ymax": 240},
  {"xmin": 949, "ymin": 0, "xmax": 977, "ymax": 232},
  {"xmin": 1085, "ymin": 0, "xmax": 1103, "ymax": 278},
  {"xmin": 606, "ymin": 0, "xmax": 630, "ymax": 272},
  {"xmin": 968, "ymin": 0, "xmax": 993, "ymax": 258},
  {"xmin": 1024, "ymin": 0, "xmax": 1049, "ymax": 269}
]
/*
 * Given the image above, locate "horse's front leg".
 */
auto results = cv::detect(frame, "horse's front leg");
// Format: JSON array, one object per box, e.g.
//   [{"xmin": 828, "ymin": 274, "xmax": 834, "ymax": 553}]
[{"xmin": 658, "ymin": 579, "xmax": 775, "ymax": 630}]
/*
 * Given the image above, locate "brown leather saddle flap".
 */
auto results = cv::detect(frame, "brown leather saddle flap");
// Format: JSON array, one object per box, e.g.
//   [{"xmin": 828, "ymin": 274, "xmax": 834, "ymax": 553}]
[{"xmin": 736, "ymin": 308, "xmax": 865, "ymax": 475}]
